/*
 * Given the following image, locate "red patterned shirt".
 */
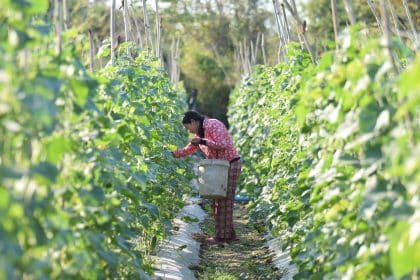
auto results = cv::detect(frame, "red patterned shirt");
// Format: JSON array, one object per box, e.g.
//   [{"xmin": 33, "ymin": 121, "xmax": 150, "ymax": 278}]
[{"xmin": 173, "ymin": 118, "xmax": 240, "ymax": 161}]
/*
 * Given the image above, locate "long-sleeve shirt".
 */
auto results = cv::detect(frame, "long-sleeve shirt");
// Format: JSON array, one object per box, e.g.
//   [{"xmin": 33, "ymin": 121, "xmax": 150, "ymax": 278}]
[{"xmin": 173, "ymin": 118, "xmax": 240, "ymax": 161}]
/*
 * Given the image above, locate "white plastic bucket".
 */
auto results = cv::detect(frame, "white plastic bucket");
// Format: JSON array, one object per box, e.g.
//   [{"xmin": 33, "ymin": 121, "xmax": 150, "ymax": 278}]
[{"xmin": 197, "ymin": 159, "xmax": 230, "ymax": 198}]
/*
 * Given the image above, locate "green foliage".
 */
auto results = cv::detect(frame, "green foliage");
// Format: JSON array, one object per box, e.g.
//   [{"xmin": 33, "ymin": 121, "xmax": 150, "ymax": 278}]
[
  {"xmin": 229, "ymin": 28, "xmax": 420, "ymax": 278},
  {"xmin": 1, "ymin": 2, "xmax": 191, "ymax": 278}
]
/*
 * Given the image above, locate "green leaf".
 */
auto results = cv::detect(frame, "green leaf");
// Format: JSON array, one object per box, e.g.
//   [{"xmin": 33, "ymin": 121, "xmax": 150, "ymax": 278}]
[
  {"xmin": 30, "ymin": 162, "xmax": 59, "ymax": 182},
  {"xmin": 43, "ymin": 136, "xmax": 73, "ymax": 164},
  {"xmin": 25, "ymin": 0, "xmax": 49, "ymax": 14},
  {"xmin": 0, "ymin": 187, "xmax": 10, "ymax": 207},
  {"xmin": 70, "ymin": 79, "xmax": 89, "ymax": 107},
  {"xmin": 141, "ymin": 202, "xmax": 159, "ymax": 218},
  {"xmin": 388, "ymin": 221, "xmax": 420, "ymax": 278}
]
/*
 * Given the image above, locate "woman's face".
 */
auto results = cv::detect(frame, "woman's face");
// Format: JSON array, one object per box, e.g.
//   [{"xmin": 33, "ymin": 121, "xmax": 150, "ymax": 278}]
[{"xmin": 183, "ymin": 120, "xmax": 198, "ymax": 134}]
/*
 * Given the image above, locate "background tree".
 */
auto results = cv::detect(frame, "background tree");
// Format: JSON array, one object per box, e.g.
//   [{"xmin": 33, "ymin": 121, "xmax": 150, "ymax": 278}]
[{"xmin": 160, "ymin": 0, "xmax": 274, "ymax": 125}]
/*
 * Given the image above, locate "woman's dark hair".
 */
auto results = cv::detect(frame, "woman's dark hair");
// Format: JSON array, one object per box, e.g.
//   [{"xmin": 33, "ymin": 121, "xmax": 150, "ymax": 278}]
[
  {"xmin": 182, "ymin": 110, "xmax": 204, "ymax": 124},
  {"xmin": 182, "ymin": 110, "xmax": 205, "ymax": 137}
]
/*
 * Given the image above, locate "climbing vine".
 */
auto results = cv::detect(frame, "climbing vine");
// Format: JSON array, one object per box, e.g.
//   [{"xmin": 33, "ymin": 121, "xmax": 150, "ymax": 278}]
[
  {"xmin": 229, "ymin": 28, "xmax": 419, "ymax": 278},
  {"xmin": 1, "ymin": 1, "xmax": 191, "ymax": 278}
]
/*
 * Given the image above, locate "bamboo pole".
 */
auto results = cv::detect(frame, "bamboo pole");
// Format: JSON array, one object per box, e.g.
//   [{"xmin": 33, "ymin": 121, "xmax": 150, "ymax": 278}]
[
  {"xmin": 63, "ymin": 0, "xmax": 69, "ymax": 30},
  {"xmin": 282, "ymin": 0, "xmax": 316, "ymax": 63},
  {"xmin": 170, "ymin": 38, "xmax": 175, "ymax": 81},
  {"xmin": 155, "ymin": 0, "xmax": 162, "ymax": 59},
  {"xmin": 386, "ymin": 0, "xmax": 401, "ymax": 41},
  {"xmin": 367, "ymin": 0, "xmax": 384, "ymax": 33},
  {"xmin": 170, "ymin": 37, "xmax": 181, "ymax": 83},
  {"xmin": 379, "ymin": 0, "xmax": 398, "ymax": 73},
  {"xmin": 402, "ymin": 0, "xmax": 418, "ymax": 48},
  {"xmin": 142, "ymin": 0, "xmax": 153, "ymax": 57},
  {"xmin": 250, "ymin": 40, "xmax": 255, "ymax": 65},
  {"xmin": 276, "ymin": 0, "xmax": 288, "ymax": 44},
  {"xmin": 123, "ymin": 0, "xmax": 130, "ymax": 56},
  {"xmin": 281, "ymin": 3, "xmax": 290, "ymax": 43},
  {"xmin": 343, "ymin": 0, "xmax": 356, "ymax": 25},
  {"xmin": 239, "ymin": 42, "xmax": 245, "ymax": 73},
  {"xmin": 175, "ymin": 36, "xmax": 181, "ymax": 82},
  {"xmin": 273, "ymin": 0, "xmax": 287, "ymax": 62},
  {"xmin": 245, "ymin": 39, "xmax": 252, "ymax": 73},
  {"xmin": 273, "ymin": 0, "xmax": 286, "ymax": 46},
  {"xmin": 123, "ymin": 0, "xmax": 130, "ymax": 42},
  {"xmin": 88, "ymin": 29, "xmax": 95, "ymax": 72},
  {"xmin": 254, "ymin": 32, "xmax": 261, "ymax": 63},
  {"xmin": 130, "ymin": 7, "xmax": 144, "ymax": 49},
  {"xmin": 331, "ymin": 0, "xmax": 339, "ymax": 49},
  {"xmin": 55, "ymin": 0, "xmax": 63, "ymax": 54},
  {"xmin": 110, "ymin": 0, "xmax": 116, "ymax": 64}
]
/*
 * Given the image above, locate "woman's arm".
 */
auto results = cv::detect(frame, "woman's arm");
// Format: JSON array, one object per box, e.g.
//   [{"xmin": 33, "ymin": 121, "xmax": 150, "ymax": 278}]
[{"xmin": 172, "ymin": 143, "xmax": 199, "ymax": 158}]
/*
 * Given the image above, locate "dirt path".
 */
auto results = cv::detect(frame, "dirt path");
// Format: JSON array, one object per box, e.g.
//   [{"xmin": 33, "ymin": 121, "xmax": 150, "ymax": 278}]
[{"xmin": 190, "ymin": 203, "xmax": 284, "ymax": 280}]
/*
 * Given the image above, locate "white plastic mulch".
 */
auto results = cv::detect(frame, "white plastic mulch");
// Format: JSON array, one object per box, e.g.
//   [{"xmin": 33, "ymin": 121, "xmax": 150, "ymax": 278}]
[
  {"xmin": 153, "ymin": 198, "xmax": 206, "ymax": 280},
  {"xmin": 266, "ymin": 236, "xmax": 298, "ymax": 279}
]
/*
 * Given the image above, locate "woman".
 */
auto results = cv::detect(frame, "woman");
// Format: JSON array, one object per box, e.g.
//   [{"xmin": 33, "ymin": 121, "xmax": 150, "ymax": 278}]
[{"xmin": 172, "ymin": 110, "xmax": 241, "ymax": 245}]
